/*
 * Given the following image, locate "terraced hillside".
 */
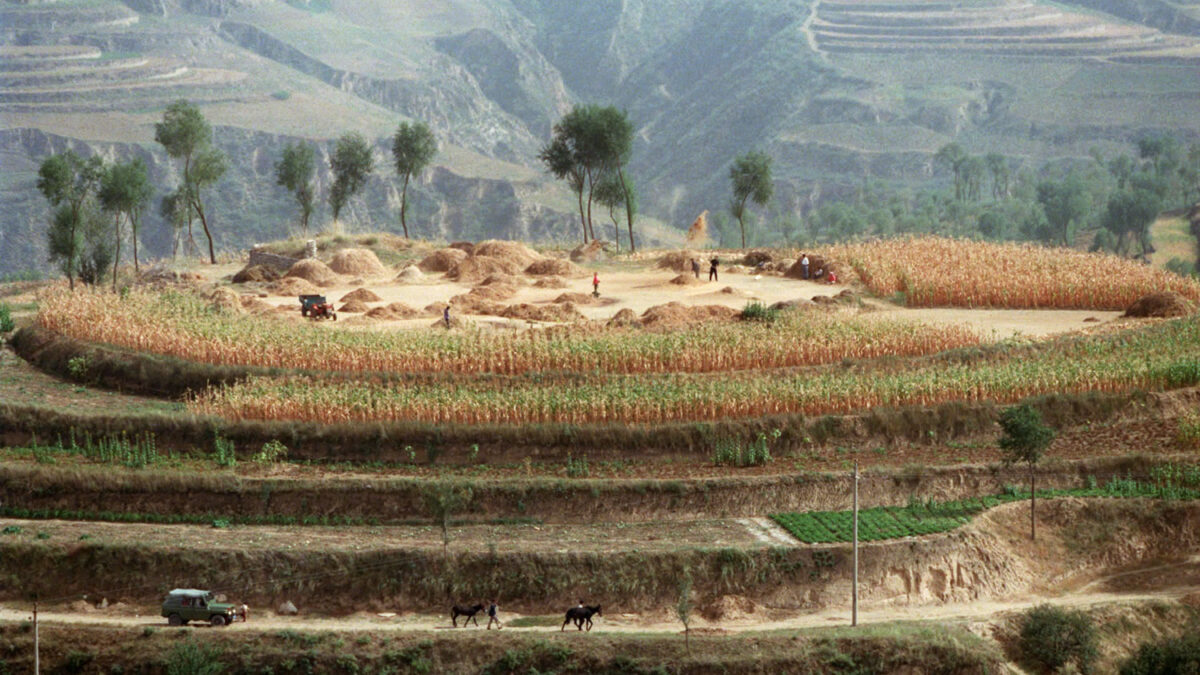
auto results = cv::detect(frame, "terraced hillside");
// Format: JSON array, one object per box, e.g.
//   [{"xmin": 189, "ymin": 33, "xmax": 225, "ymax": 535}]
[
  {"xmin": 2, "ymin": 238, "xmax": 1200, "ymax": 671},
  {"xmin": 811, "ymin": 0, "xmax": 1200, "ymax": 59}
]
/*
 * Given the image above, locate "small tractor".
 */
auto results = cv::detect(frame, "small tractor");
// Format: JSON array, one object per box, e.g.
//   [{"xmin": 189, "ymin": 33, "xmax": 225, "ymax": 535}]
[{"xmin": 299, "ymin": 294, "xmax": 337, "ymax": 320}]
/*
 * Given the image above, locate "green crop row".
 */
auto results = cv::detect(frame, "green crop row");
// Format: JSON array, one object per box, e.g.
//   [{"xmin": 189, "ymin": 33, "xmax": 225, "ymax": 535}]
[{"xmin": 771, "ymin": 467, "xmax": 1200, "ymax": 544}]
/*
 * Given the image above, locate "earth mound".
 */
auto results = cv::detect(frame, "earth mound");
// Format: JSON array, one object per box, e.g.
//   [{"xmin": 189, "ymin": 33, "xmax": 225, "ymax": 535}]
[
  {"xmin": 366, "ymin": 302, "xmax": 421, "ymax": 320},
  {"xmin": 339, "ymin": 288, "xmax": 382, "ymax": 303},
  {"xmin": 1123, "ymin": 292, "xmax": 1195, "ymax": 318},
  {"xmin": 640, "ymin": 302, "xmax": 738, "ymax": 329},
  {"xmin": 570, "ymin": 240, "xmax": 612, "ymax": 263},
  {"xmin": 669, "ymin": 273, "xmax": 702, "ymax": 286},
  {"xmin": 285, "ymin": 258, "xmax": 338, "ymax": 286},
  {"xmin": 418, "ymin": 248, "xmax": 468, "ymax": 273},
  {"xmin": 396, "ymin": 265, "xmax": 425, "ymax": 282},
  {"xmin": 657, "ymin": 250, "xmax": 699, "ymax": 273},
  {"xmin": 232, "ymin": 264, "xmax": 280, "ymax": 284},
  {"xmin": 448, "ymin": 241, "xmax": 475, "ymax": 254},
  {"xmin": 473, "ymin": 240, "xmax": 540, "ymax": 268},
  {"xmin": 526, "ymin": 257, "xmax": 582, "ymax": 277},
  {"xmin": 328, "ymin": 248, "xmax": 388, "ymax": 277},
  {"xmin": 553, "ymin": 292, "xmax": 605, "ymax": 305},
  {"xmin": 268, "ymin": 277, "xmax": 322, "ymax": 296},
  {"xmin": 339, "ymin": 300, "xmax": 370, "ymax": 313},
  {"xmin": 533, "ymin": 276, "xmax": 568, "ymax": 289},
  {"xmin": 447, "ymin": 256, "xmax": 524, "ymax": 282},
  {"xmin": 239, "ymin": 296, "xmax": 275, "ymax": 314},
  {"xmin": 500, "ymin": 302, "xmax": 585, "ymax": 322},
  {"xmin": 606, "ymin": 307, "xmax": 639, "ymax": 328}
]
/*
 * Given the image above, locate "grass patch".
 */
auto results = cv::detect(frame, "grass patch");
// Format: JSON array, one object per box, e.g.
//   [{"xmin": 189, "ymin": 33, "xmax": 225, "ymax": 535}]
[{"xmin": 506, "ymin": 615, "xmax": 562, "ymax": 628}]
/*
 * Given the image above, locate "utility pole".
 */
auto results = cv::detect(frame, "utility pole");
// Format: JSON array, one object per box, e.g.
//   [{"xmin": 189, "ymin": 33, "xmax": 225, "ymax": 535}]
[
  {"xmin": 852, "ymin": 460, "xmax": 859, "ymax": 628},
  {"xmin": 33, "ymin": 600, "xmax": 39, "ymax": 675}
]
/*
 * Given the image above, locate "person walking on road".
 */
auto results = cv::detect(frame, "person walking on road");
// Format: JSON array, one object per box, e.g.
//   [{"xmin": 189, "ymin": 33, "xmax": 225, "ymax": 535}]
[
  {"xmin": 443, "ymin": 304, "xmax": 451, "ymax": 327},
  {"xmin": 486, "ymin": 599, "xmax": 503, "ymax": 630},
  {"xmin": 690, "ymin": 258, "xmax": 700, "ymax": 279},
  {"xmin": 708, "ymin": 256, "xmax": 720, "ymax": 282}
]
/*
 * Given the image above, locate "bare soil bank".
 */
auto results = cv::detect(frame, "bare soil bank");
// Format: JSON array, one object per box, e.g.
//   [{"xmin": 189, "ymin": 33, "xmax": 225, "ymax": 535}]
[
  {"xmin": 0, "ymin": 455, "xmax": 1184, "ymax": 524},
  {"xmin": 0, "ymin": 499, "xmax": 1194, "ymax": 616}
]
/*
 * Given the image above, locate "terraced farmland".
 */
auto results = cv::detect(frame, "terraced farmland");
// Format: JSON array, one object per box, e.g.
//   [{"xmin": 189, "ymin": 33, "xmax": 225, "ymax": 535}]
[{"xmin": 812, "ymin": 0, "xmax": 1200, "ymax": 60}]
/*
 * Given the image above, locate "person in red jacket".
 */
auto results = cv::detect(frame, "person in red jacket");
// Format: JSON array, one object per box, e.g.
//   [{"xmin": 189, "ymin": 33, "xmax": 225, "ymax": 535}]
[{"xmin": 592, "ymin": 271, "xmax": 600, "ymax": 296}]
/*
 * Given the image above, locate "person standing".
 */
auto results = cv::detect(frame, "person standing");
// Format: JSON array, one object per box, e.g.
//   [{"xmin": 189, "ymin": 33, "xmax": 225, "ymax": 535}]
[
  {"xmin": 443, "ymin": 304, "xmax": 451, "ymax": 327},
  {"xmin": 486, "ymin": 599, "xmax": 502, "ymax": 630},
  {"xmin": 801, "ymin": 254, "xmax": 810, "ymax": 280},
  {"xmin": 690, "ymin": 258, "xmax": 700, "ymax": 279},
  {"xmin": 592, "ymin": 271, "xmax": 600, "ymax": 297},
  {"xmin": 709, "ymin": 256, "xmax": 720, "ymax": 282}
]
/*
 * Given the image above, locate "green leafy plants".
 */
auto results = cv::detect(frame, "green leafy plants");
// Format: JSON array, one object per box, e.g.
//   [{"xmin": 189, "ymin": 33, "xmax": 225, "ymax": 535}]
[
  {"xmin": 213, "ymin": 434, "xmax": 236, "ymax": 468},
  {"xmin": 0, "ymin": 303, "xmax": 13, "ymax": 333},
  {"xmin": 253, "ymin": 439, "xmax": 287, "ymax": 464},
  {"xmin": 713, "ymin": 429, "xmax": 781, "ymax": 467},
  {"xmin": 1120, "ymin": 633, "xmax": 1200, "ymax": 674}
]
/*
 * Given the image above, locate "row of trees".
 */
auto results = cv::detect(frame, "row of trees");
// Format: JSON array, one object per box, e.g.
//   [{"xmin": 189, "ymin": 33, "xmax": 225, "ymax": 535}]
[
  {"xmin": 711, "ymin": 135, "xmax": 1199, "ymax": 261},
  {"xmin": 37, "ymin": 100, "xmax": 443, "ymax": 286}
]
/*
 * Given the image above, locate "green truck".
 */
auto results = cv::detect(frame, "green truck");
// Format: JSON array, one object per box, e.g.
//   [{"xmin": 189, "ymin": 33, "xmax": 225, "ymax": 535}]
[{"xmin": 161, "ymin": 589, "xmax": 239, "ymax": 626}]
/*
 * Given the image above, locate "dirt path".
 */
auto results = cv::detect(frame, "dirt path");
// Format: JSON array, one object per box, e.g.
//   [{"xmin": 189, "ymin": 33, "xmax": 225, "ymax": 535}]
[{"xmin": 3, "ymin": 581, "xmax": 1192, "ymax": 636}]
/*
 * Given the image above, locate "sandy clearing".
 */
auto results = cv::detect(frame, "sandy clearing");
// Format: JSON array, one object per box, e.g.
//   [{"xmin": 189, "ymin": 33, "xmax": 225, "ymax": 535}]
[{"xmin": 210, "ymin": 258, "xmax": 1125, "ymax": 339}]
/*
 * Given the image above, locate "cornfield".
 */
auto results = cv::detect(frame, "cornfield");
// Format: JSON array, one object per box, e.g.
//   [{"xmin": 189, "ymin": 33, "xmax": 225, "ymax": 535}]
[
  {"xmin": 37, "ymin": 287, "xmax": 983, "ymax": 375},
  {"xmin": 821, "ymin": 237, "xmax": 1200, "ymax": 309},
  {"xmin": 190, "ymin": 316, "xmax": 1200, "ymax": 425}
]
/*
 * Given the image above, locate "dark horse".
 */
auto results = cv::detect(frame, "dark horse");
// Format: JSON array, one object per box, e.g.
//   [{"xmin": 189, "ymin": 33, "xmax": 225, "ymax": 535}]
[
  {"xmin": 561, "ymin": 605, "xmax": 602, "ymax": 631},
  {"xmin": 451, "ymin": 602, "xmax": 484, "ymax": 627}
]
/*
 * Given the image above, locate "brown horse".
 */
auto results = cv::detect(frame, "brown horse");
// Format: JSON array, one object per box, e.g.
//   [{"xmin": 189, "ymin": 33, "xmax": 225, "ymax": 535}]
[
  {"xmin": 561, "ymin": 605, "xmax": 601, "ymax": 631},
  {"xmin": 451, "ymin": 602, "xmax": 484, "ymax": 627}
]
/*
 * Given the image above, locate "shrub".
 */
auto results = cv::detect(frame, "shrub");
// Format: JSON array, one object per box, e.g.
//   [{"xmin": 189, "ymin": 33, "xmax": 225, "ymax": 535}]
[
  {"xmin": 213, "ymin": 434, "xmax": 236, "ymax": 468},
  {"xmin": 1018, "ymin": 604, "xmax": 1098, "ymax": 674},
  {"xmin": 0, "ymin": 304, "xmax": 13, "ymax": 333},
  {"xmin": 741, "ymin": 301, "xmax": 779, "ymax": 323},
  {"xmin": 165, "ymin": 639, "xmax": 224, "ymax": 675},
  {"xmin": 254, "ymin": 439, "xmax": 288, "ymax": 463},
  {"xmin": 1120, "ymin": 633, "xmax": 1200, "ymax": 674},
  {"xmin": 1177, "ymin": 412, "xmax": 1200, "ymax": 449}
]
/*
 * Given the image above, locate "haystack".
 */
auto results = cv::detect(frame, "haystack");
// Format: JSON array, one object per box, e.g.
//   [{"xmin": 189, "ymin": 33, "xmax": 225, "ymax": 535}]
[
  {"xmin": 669, "ymin": 273, "xmax": 703, "ymax": 286},
  {"xmin": 473, "ymin": 240, "xmax": 540, "ymax": 268},
  {"xmin": 447, "ymin": 256, "xmax": 524, "ymax": 282},
  {"xmin": 526, "ymin": 257, "xmax": 582, "ymax": 277},
  {"xmin": 239, "ymin": 296, "xmax": 276, "ymax": 314},
  {"xmin": 207, "ymin": 287, "xmax": 245, "ymax": 314},
  {"xmin": 657, "ymin": 250, "xmax": 699, "ymax": 273},
  {"xmin": 500, "ymin": 302, "xmax": 584, "ymax": 323},
  {"xmin": 785, "ymin": 255, "xmax": 828, "ymax": 280},
  {"xmin": 268, "ymin": 277, "xmax": 322, "ymax": 296},
  {"xmin": 686, "ymin": 210, "xmax": 708, "ymax": 244},
  {"xmin": 534, "ymin": 276, "xmax": 568, "ymax": 289},
  {"xmin": 640, "ymin": 302, "xmax": 738, "ymax": 329},
  {"xmin": 396, "ymin": 265, "xmax": 425, "ymax": 282},
  {"xmin": 448, "ymin": 241, "xmax": 475, "ymax": 254},
  {"xmin": 460, "ymin": 282, "xmax": 518, "ymax": 303},
  {"xmin": 607, "ymin": 307, "xmax": 639, "ymax": 328},
  {"xmin": 365, "ymin": 302, "xmax": 421, "ymax": 320},
  {"xmin": 1123, "ymin": 292, "xmax": 1195, "ymax": 318},
  {"xmin": 339, "ymin": 300, "xmax": 370, "ymax": 313},
  {"xmin": 742, "ymin": 250, "xmax": 773, "ymax": 267},
  {"xmin": 570, "ymin": 240, "xmax": 611, "ymax": 263},
  {"xmin": 285, "ymin": 258, "xmax": 338, "ymax": 286},
  {"xmin": 339, "ymin": 287, "xmax": 383, "ymax": 303},
  {"xmin": 329, "ymin": 248, "xmax": 389, "ymax": 277},
  {"xmin": 418, "ymin": 248, "xmax": 468, "ymax": 273},
  {"xmin": 232, "ymin": 264, "xmax": 280, "ymax": 284},
  {"xmin": 553, "ymin": 292, "xmax": 601, "ymax": 305}
]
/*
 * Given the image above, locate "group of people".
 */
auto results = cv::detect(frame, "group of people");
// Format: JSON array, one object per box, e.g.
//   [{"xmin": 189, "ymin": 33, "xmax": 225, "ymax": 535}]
[
  {"xmin": 685, "ymin": 253, "xmax": 836, "ymax": 283},
  {"xmin": 688, "ymin": 257, "xmax": 722, "ymax": 281}
]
